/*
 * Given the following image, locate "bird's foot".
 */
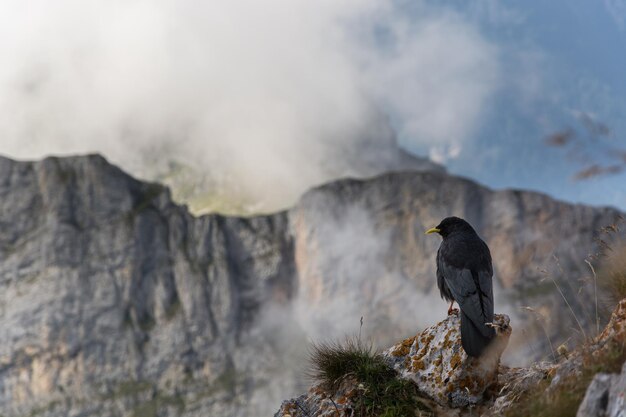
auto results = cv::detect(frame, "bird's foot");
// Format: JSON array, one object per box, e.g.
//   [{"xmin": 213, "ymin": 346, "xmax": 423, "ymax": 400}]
[{"xmin": 447, "ymin": 308, "xmax": 459, "ymax": 316}]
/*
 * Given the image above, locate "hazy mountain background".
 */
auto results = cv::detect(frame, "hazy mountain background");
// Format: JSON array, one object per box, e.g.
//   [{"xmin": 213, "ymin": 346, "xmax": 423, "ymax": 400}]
[{"xmin": 1, "ymin": 0, "xmax": 625, "ymax": 213}]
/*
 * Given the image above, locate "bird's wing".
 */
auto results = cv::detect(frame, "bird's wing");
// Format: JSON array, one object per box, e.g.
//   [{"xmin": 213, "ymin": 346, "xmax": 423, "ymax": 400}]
[
  {"xmin": 438, "ymin": 259, "xmax": 494, "ymax": 339},
  {"xmin": 436, "ymin": 247, "xmax": 454, "ymax": 302}
]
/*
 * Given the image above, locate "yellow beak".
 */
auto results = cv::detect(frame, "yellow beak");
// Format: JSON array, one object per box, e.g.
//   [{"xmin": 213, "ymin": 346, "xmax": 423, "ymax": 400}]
[{"xmin": 425, "ymin": 227, "xmax": 441, "ymax": 235}]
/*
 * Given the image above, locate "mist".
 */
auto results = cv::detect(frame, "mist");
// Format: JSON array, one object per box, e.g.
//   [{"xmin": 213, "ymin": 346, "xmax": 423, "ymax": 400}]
[
  {"xmin": 244, "ymin": 204, "xmax": 527, "ymax": 415},
  {"xmin": 0, "ymin": 0, "xmax": 499, "ymax": 210}
]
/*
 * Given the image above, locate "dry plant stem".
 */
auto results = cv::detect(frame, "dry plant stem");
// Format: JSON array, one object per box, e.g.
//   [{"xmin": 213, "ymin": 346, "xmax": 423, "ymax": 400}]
[
  {"xmin": 539, "ymin": 320, "xmax": 557, "ymax": 363},
  {"xmin": 584, "ymin": 259, "xmax": 600, "ymax": 335},
  {"xmin": 296, "ymin": 400, "xmax": 311, "ymax": 417},
  {"xmin": 552, "ymin": 255, "xmax": 588, "ymax": 340},
  {"xmin": 521, "ymin": 307, "xmax": 556, "ymax": 362},
  {"xmin": 358, "ymin": 316, "xmax": 363, "ymax": 343},
  {"xmin": 329, "ymin": 397, "xmax": 341, "ymax": 417}
]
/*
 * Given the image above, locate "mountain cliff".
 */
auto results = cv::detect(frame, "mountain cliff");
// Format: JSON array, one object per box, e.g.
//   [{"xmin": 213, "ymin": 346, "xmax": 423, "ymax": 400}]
[{"xmin": 0, "ymin": 154, "xmax": 622, "ymax": 416}]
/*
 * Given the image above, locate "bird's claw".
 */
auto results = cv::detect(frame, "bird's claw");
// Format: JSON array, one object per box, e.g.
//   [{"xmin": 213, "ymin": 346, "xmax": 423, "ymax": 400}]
[{"xmin": 447, "ymin": 308, "xmax": 459, "ymax": 316}]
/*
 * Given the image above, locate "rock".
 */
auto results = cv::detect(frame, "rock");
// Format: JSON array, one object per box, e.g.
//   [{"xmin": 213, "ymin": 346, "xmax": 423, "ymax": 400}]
[
  {"xmin": 274, "ymin": 313, "xmax": 511, "ymax": 416},
  {"xmin": 0, "ymin": 154, "xmax": 297, "ymax": 417},
  {"xmin": 274, "ymin": 378, "xmax": 363, "ymax": 417},
  {"xmin": 550, "ymin": 299, "xmax": 626, "ymax": 394},
  {"xmin": 384, "ymin": 313, "xmax": 511, "ymax": 407},
  {"xmin": 607, "ymin": 361, "xmax": 626, "ymax": 417},
  {"xmin": 490, "ymin": 299, "xmax": 626, "ymax": 417},
  {"xmin": 576, "ymin": 361, "xmax": 626, "ymax": 417},
  {"xmin": 597, "ymin": 299, "xmax": 626, "ymax": 347},
  {"xmin": 577, "ymin": 373, "xmax": 614, "ymax": 417},
  {"xmin": 0, "ymin": 153, "xmax": 623, "ymax": 416},
  {"xmin": 491, "ymin": 362, "xmax": 555, "ymax": 415}
]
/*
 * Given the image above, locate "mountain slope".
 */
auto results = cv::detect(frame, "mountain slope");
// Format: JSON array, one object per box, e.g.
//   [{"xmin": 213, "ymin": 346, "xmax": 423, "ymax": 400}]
[{"xmin": 0, "ymin": 154, "xmax": 622, "ymax": 416}]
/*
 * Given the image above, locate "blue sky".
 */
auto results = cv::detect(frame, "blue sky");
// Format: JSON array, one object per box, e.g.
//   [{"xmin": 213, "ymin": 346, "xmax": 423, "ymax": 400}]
[{"xmin": 399, "ymin": 0, "xmax": 626, "ymax": 208}]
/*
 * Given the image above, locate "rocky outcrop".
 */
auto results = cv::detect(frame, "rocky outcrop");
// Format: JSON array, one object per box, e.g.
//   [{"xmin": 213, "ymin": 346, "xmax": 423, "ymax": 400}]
[
  {"xmin": 0, "ymin": 154, "xmax": 623, "ymax": 416},
  {"xmin": 275, "ymin": 300, "xmax": 626, "ymax": 417},
  {"xmin": 274, "ymin": 313, "xmax": 512, "ymax": 417},
  {"xmin": 384, "ymin": 314, "xmax": 511, "ymax": 407}
]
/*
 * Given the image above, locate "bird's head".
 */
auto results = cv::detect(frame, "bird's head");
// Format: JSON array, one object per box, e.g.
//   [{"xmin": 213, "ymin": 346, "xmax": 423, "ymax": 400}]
[{"xmin": 425, "ymin": 216, "xmax": 475, "ymax": 238}]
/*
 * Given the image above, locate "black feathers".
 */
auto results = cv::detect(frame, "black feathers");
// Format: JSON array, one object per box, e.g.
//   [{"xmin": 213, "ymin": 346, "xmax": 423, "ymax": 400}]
[{"xmin": 430, "ymin": 217, "xmax": 495, "ymax": 357}]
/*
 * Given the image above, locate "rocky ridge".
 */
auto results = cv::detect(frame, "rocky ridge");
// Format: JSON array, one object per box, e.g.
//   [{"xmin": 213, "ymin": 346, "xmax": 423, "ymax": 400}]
[{"xmin": 0, "ymin": 154, "xmax": 623, "ymax": 416}]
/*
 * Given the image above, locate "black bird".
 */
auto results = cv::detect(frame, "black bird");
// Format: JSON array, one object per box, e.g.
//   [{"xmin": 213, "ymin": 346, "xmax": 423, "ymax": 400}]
[{"xmin": 425, "ymin": 217, "xmax": 495, "ymax": 357}]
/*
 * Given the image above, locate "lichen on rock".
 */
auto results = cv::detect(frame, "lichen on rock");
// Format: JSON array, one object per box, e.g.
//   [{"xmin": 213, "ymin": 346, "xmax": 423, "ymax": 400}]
[{"xmin": 383, "ymin": 313, "xmax": 511, "ymax": 407}]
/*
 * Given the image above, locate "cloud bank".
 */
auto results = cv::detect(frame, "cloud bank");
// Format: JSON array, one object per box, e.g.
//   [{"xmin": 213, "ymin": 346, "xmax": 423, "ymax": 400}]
[{"xmin": 0, "ymin": 0, "xmax": 499, "ymax": 208}]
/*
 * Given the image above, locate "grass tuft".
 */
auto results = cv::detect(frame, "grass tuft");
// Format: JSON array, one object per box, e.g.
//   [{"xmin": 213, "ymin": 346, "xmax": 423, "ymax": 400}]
[
  {"xmin": 591, "ymin": 217, "xmax": 626, "ymax": 309},
  {"xmin": 598, "ymin": 250, "xmax": 626, "ymax": 305},
  {"xmin": 309, "ymin": 337, "xmax": 432, "ymax": 417}
]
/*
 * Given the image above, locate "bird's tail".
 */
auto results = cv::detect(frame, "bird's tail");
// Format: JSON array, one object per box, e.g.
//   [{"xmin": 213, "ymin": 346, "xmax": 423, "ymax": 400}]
[{"xmin": 460, "ymin": 310, "xmax": 496, "ymax": 358}]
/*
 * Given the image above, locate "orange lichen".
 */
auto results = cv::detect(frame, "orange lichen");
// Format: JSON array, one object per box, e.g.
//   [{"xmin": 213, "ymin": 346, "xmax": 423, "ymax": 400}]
[
  {"xmin": 441, "ymin": 331, "xmax": 457, "ymax": 350},
  {"xmin": 419, "ymin": 333, "xmax": 435, "ymax": 348},
  {"xmin": 433, "ymin": 354, "xmax": 442, "ymax": 368},
  {"xmin": 391, "ymin": 336, "xmax": 415, "ymax": 357},
  {"xmin": 411, "ymin": 358, "xmax": 426, "ymax": 372},
  {"xmin": 450, "ymin": 352, "xmax": 462, "ymax": 369},
  {"xmin": 336, "ymin": 396, "xmax": 348, "ymax": 405}
]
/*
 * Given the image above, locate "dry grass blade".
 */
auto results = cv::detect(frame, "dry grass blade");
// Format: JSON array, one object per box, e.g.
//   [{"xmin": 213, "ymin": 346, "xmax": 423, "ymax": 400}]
[
  {"xmin": 584, "ymin": 259, "xmax": 600, "ymax": 335},
  {"xmin": 551, "ymin": 255, "xmax": 587, "ymax": 341}
]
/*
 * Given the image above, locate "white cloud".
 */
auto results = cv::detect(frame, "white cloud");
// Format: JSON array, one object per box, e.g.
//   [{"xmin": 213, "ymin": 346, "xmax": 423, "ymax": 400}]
[
  {"xmin": 429, "ymin": 141, "xmax": 462, "ymax": 164},
  {"xmin": 605, "ymin": 0, "xmax": 626, "ymax": 30},
  {"xmin": 0, "ymin": 0, "xmax": 500, "ymax": 208},
  {"xmin": 360, "ymin": 8, "xmax": 500, "ymax": 153}
]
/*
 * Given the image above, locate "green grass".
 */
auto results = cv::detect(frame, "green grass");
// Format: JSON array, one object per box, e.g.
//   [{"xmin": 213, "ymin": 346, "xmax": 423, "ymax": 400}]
[{"xmin": 309, "ymin": 338, "xmax": 432, "ymax": 417}]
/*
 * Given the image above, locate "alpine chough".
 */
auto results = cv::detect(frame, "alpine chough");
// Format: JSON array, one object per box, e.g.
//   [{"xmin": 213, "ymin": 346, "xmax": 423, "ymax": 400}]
[{"xmin": 426, "ymin": 217, "xmax": 495, "ymax": 357}]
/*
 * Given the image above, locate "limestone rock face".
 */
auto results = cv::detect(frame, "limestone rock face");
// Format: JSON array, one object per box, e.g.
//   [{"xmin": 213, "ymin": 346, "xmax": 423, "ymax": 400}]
[
  {"xmin": 0, "ymin": 154, "xmax": 623, "ymax": 416},
  {"xmin": 0, "ymin": 154, "xmax": 296, "ymax": 417},
  {"xmin": 384, "ymin": 314, "xmax": 511, "ymax": 407}
]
